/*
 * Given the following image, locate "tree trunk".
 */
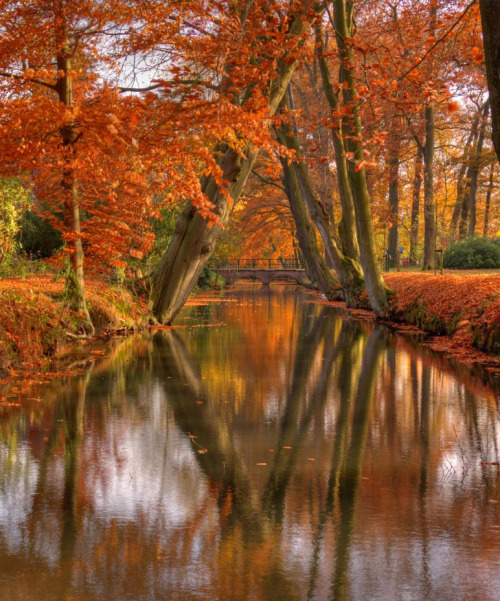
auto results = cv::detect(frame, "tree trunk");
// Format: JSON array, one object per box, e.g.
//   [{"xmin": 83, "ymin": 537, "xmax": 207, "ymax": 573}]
[
  {"xmin": 468, "ymin": 100, "xmax": 490, "ymax": 237},
  {"xmin": 153, "ymin": 145, "xmax": 258, "ymax": 323},
  {"xmin": 56, "ymin": 49, "xmax": 92, "ymax": 330},
  {"xmin": 152, "ymin": 10, "xmax": 324, "ymax": 324},
  {"xmin": 277, "ymin": 91, "xmax": 364, "ymax": 305},
  {"xmin": 421, "ymin": 2, "xmax": 438, "ymax": 270},
  {"xmin": 422, "ymin": 105, "xmax": 436, "ymax": 270},
  {"xmin": 387, "ymin": 116, "xmax": 402, "ymax": 262},
  {"xmin": 479, "ymin": 0, "xmax": 500, "ymax": 163},
  {"xmin": 449, "ymin": 115, "xmax": 480, "ymax": 237},
  {"xmin": 316, "ymin": 24, "xmax": 361, "ymax": 264},
  {"xmin": 333, "ymin": 0, "xmax": 390, "ymax": 316},
  {"xmin": 458, "ymin": 101, "xmax": 489, "ymax": 237},
  {"xmin": 409, "ymin": 149, "xmax": 422, "ymax": 265},
  {"xmin": 278, "ymin": 144, "xmax": 340, "ymax": 300},
  {"xmin": 483, "ymin": 163, "xmax": 495, "ymax": 238}
]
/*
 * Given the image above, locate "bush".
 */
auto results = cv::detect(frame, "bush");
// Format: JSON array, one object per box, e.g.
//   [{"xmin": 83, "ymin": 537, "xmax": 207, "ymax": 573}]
[
  {"xmin": 443, "ymin": 237, "xmax": 500, "ymax": 269},
  {"xmin": 197, "ymin": 265, "xmax": 225, "ymax": 290},
  {"xmin": 0, "ymin": 178, "xmax": 30, "ymax": 266},
  {"xmin": 19, "ymin": 210, "xmax": 62, "ymax": 258},
  {"xmin": 0, "ymin": 252, "xmax": 52, "ymax": 278}
]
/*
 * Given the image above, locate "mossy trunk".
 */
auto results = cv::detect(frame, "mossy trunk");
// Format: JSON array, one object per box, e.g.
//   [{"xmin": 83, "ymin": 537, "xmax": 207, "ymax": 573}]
[
  {"xmin": 153, "ymin": 146, "xmax": 257, "ymax": 323},
  {"xmin": 333, "ymin": 0, "xmax": 389, "ymax": 316},
  {"xmin": 279, "ymin": 149, "xmax": 340, "ymax": 299},
  {"xmin": 277, "ymin": 92, "xmax": 364, "ymax": 305},
  {"xmin": 316, "ymin": 24, "xmax": 361, "ymax": 265}
]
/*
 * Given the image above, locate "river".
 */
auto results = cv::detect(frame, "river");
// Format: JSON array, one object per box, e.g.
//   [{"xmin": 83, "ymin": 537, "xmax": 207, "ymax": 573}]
[{"xmin": 1, "ymin": 285, "xmax": 499, "ymax": 600}]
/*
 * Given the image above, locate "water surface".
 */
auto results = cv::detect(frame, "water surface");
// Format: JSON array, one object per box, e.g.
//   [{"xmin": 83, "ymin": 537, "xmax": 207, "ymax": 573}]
[{"xmin": 1, "ymin": 286, "xmax": 500, "ymax": 600}]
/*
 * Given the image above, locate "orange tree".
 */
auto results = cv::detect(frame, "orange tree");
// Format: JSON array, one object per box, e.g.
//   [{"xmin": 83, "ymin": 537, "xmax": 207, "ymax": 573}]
[{"xmin": 0, "ymin": 0, "xmax": 167, "ymax": 329}]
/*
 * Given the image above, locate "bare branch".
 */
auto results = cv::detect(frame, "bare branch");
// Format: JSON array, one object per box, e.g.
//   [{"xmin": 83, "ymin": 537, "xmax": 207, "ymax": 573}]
[{"xmin": 0, "ymin": 71, "xmax": 57, "ymax": 91}]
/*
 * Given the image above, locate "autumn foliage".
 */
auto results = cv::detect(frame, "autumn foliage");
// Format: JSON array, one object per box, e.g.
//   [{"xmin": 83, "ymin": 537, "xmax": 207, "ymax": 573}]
[
  {"xmin": 0, "ymin": 275, "xmax": 147, "ymax": 372},
  {"xmin": 385, "ymin": 272, "xmax": 500, "ymax": 355}
]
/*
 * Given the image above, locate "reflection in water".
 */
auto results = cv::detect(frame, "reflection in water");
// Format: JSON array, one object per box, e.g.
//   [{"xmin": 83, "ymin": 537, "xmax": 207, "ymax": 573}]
[{"xmin": 1, "ymin": 286, "xmax": 500, "ymax": 601}]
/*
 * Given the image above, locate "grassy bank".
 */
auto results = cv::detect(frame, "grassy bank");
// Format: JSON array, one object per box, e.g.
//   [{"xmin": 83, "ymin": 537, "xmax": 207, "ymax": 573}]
[{"xmin": 0, "ymin": 275, "xmax": 149, "ymax": 373}]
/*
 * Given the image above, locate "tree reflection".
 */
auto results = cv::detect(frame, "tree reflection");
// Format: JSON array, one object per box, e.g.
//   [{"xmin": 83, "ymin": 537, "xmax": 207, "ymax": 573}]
[
  {"xmin": 154, "ymin": 312, "xmax": 392, "ymax": 601},
  {"xmin": 1, "ymin": 291, "xmax": 500, "ymax": 601}
]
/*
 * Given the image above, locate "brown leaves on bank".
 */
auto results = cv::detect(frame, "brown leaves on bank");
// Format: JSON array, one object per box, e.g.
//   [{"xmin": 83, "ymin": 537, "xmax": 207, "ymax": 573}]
[
  {"xmin": 0, "ymin": 275, "xmax": 148, "ymax": 372},
  {"xmin": 385, "ymin": 272, "xmax": 500, "ymax": 363}
]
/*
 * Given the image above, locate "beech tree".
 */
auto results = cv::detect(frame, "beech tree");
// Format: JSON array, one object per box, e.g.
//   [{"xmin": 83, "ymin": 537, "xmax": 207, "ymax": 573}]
[
  {"xmin": 150, "ymin": 1, "xmax": 329, "ymax": 323},
  {"xmin": 0, "ymin": 0, "xmax": 159, "ymax": 328}
]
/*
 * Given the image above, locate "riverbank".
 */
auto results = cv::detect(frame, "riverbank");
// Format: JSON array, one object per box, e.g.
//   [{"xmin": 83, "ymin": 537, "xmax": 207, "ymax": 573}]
[
  {"xmin": 311, "ymin": 272, "xmax": 500, "ymax": 370},
  {"xmin": 0, "ymin": 275, "xmax": 149, "ymax": 375},
  {"xmin": 1, "ymin": 272, "xmax": 499, "ymax": 376},
  {"xmin": 385, "ymin": 272, "xmax": 500, "ymax": 355}
]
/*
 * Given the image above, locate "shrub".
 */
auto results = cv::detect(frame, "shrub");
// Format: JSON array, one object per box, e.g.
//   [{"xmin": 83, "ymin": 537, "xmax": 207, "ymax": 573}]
[
  {"xmin": 0, "ymin": 178, "xmax": 30, "ymax": 266},
  {"xmin": 197, "ymin": 265, "xmax": 225, "ymax": 290},
  {"xmin": 443, "ymin": 237, "xmax": 500, "ymax": 270},
  {"xmin": 19, "ymin": 210, "xmax": 62, "ymax": 258}
]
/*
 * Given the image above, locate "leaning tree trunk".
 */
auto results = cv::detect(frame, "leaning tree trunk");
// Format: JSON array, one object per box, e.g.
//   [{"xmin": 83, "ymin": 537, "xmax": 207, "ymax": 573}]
[
  {"xmin": 480, "ymin": 0, "xmax": 500, "ymax": 163},
  {"xmin": 409, "ymin": 149, "xmax": 422, "ymax": 265},
  {"xmin": 278, "ymin": 91, "xmax": 364, "ymax": 305},
  {"xmin": 295, "ymin": 160, "xmax": 365, "ymax": 305},
  {"xmin": 153, "ymin": 145, "xmax": 258, "ymax": 323},
  {"xmin": 333, "ymin": 0, "xmax": 389, "ymax": 316},
  {"xmin": 278, "ymin": 145, "xmax": 340, "ymax": 300},
  {"xmin": 316, "ymin": 24, "xmax": 361, "ymax": 265},
  {"xmin": 152, "ymin": 10, "xmax": 325, "ymax": 324}
]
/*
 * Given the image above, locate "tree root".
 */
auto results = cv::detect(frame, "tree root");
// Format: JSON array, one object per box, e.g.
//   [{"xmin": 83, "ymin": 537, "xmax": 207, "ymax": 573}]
[{"xmin": 65, "ymin": 331, "xmax": 93, "ymax": 340}]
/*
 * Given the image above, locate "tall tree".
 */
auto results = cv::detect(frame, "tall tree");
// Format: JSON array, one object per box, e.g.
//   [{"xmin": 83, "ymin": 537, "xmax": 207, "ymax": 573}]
[
  {"xmin": 0, "ymin": 0, "xmax": 158, "ymax": 328},
  {"xmin": 152, "ymin": 1, "xmax": 333, "ymax": 323},
  {"xmin": 466, "ymin": 99, "xmax": 490, "ymax": 236},
  {"xmin": 387, "ymin": 115, "xmax": 403, "ymax": 262},
  {"xmin": 479, "ymin": 0, "xmax": 500, "ymax": 163},
  {"xmin": 409, "ymin": 149, "xmax": 423, "ymax": 265},
  {"xmin": 276, "ymin": 88, "xmax": 365, "ymax": 305},
  {"xmin": 332, "ymin": 0, "xmax": 390, "ymax": 315},
  {"xmin": 482, "ymin": 163, "xmax": 495, "ymax": 237}
]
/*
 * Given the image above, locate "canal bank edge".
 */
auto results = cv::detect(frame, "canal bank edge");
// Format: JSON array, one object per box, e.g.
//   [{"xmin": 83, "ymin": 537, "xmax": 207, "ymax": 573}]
[{"xmin": 1, "ymin": 272, "xmax": 499, "ymax": 377}]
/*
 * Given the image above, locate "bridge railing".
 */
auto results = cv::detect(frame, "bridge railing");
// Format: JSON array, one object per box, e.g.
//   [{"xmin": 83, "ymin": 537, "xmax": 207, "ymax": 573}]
[{"xmin": 209, "ymin": 258, "xmax": 303, "ymax": 270}]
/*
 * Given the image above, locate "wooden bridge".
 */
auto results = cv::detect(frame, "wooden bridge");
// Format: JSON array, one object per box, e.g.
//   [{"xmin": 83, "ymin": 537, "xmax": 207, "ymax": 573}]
[{"xmin": 209, "ymin": 259, "xmax": 307, "ymax": 286}]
